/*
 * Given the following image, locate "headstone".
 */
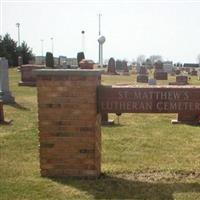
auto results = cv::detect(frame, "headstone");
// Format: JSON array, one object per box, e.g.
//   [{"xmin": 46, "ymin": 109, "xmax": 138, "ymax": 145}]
[
  {"xmin": 116, "ymin": 60, "xmax": 123, "ymax": 71},
  {"xmin": 18, "ymin": 56, "xmax": 23, "ymax": 66},
  {"xmin": 107, "ymin": 58, "xmax": 118, "ymax": 75},
  {"xmin": 190, "ymin": 68, "xmax": 197, "ymax": 76},
  {"xmin": 175, "ymin": 69, "xmax": 181, "ymax": 75},
  {"xmin": 101, "ymin": 113, "xmax": 114, "ymax": 125},
  {"xmin": 79, "ymin": 59, "xmax": 94, "ymax": 69},
  {"xmin": 148, "ymin": 78, "xmax": 157, "ymax": 85},
  {"xmin": 169, "ymin": 75, "xmax": 188, "ymax": 85},
  {"xmin": 154, "ymin": 61, "xmax": 168, "ymax": 80},
  {"xmin": 137, "ymin": 75, "xmax": 148, "ymax": 83},
  {"xmin": 176, "ymin": 75, "xmax": 188, "ymax": 85},
  {"xmin": 136, "ymin": 66, "xmax": 148, "ymax": 83},
  {"xmin": 0, "ymin": 101, "xmax": 4, "ymax": 124},
  {"xmin": 139, "ymin": 66, "xmax": 148, "ymax": 74},
  {"xmin": 0, "ymin": 58, "xmax": 15, "ymax": 103},
  {"xmin": 122, "ymin": 60, "xmax": 130, "ymax": 75},
  {"xmin": 19, "ymin": 64, "xmax": 45, "ymax": 86}
]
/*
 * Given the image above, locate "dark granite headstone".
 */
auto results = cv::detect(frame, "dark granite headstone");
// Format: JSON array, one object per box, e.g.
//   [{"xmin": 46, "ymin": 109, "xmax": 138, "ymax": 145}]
[
  {"xmin": 176, "ymin": 75, "xmax": 188, "ymax": 85},
  {"xmin": 136, "ymin": 66, "xmax": 148, "ymax": 83},
  {"xmin": 190, "ymin": 69, "xmax": 197, "ymax": 76},
  {"xmin": 154, "ymin": 61, "xmax": 168, "ymax": 80},
  {"xmin": 0, "ymin": 101, "xmax": 4, "ymax": 123},
  {"xmin": 154, "ymin": 61, "xmax": 163, "ymax": 71},
  {"xmin": 175, "ymin": 69, "xmax": 181, "ymax": 75},
  {"xmin": 122, "ymin": 60, "xmax": 129, "ymax": 75},
  {"xmin": 116, "ymin": 60, "xmax": 123, "ymax": 71},
  {"xmin": 137, "ymin": 75, "xmax": 148, "ymax": 83},
  {"xmin": 107, "ymin": 58, "xmax": 118, "ymax": 75},
  {"xmin": 139, "ymin": 66, "xmax": 147, "ymax": 74}
]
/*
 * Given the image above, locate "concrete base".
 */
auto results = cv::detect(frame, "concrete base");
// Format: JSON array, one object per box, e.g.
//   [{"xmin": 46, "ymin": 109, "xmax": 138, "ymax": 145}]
[
  {"xmin": 18, "ymin": 81, "xmax": 36, "ymax": 86},
  {"xmin": 171, "ymin": 119, "xmax": 200, "ymax": 125},
  {"xmin": 0, "ymin": 120, "xmax": 13, "ymax": 125},
  {"xmin": 101, "ymin": 119, "xmax": 115, "ymax": 126},
  {"xmin": 0, "ymin": 91, "xmax": 15, "ymax": 104}
]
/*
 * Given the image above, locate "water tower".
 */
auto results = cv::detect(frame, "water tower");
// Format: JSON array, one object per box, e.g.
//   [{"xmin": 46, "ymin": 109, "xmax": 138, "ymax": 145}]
[{"xmin": 98, "ymin": 35, "xmax": 106, "ymax": 67}]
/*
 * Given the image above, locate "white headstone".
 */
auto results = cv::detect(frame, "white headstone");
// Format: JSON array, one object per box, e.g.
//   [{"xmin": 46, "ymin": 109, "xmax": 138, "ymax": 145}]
[{"xmin": 0, "ymin": 57, "xmax": 15, "ymax": 103}]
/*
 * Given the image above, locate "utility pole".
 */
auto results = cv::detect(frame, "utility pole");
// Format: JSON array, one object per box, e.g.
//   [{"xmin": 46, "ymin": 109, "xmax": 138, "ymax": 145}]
[
  {"xmin": 98, "ymin": 13, "xmax": 102, "ymax": 65},
  {"xmin": 50, "ymin": 37, "xmax": 54, "ymax": 55},
  {"xmin": 81, "ymin": 30, "xmax": 85, "ymax": 53},
  {"xmin": 16, "ymin": 23, "xmax": 20, "ymax": 47},
  {"xmin": 41, "ymin": 39, "xmax": 44, "ymax": 64}
]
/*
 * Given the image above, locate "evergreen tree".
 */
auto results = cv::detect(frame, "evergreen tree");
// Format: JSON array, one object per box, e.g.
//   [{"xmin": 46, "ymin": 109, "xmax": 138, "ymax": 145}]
[
  {"xmin": 0, "ymin": 33, "xmax": 34, "ymax": 67},
  {"xmin": 45, "ymin": 52, "xmax": 54, "ymax": 68}
]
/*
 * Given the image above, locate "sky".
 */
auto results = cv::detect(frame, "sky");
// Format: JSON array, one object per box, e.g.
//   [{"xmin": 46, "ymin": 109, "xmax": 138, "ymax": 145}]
[{"xmin": 1, "ymin": 0, "xmax": 200, "ymax": 63}]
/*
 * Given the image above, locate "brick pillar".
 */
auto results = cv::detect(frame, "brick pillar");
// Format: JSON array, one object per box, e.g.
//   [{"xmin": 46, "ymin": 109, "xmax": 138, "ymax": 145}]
[
  {"xmin": 0, "ymin": 101, "xmax": 4, "ymax": 123},
  {"xmin": 34, "ymin": 69, "xmax": 102, "ymax": 178}
]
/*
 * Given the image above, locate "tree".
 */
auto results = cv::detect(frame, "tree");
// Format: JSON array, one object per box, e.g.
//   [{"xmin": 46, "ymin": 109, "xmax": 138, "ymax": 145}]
[
  {"xmin": 17, "ymin": 41, "xmax": 34, "ymax": 64},
  {"xmin": 0, "ymin": 33, "xmax": 34, "ymax": 67},
  {"xmin": 45, "ymin": 52, "xmax": 54, "ymax": 68},
  {"xmin": 0, "ymin": 33, "xmax": 17, "ymax": 66},
  {"xmin": 149, "ymin": 55, "xmax": 163, "ymax": 65},
  {"xmin": 136, "ymin": 55, "xmax": 146, "ymax": 65}
]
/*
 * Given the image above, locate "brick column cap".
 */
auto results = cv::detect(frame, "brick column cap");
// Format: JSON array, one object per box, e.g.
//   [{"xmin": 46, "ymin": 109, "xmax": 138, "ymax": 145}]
[{"xmin": 33, "ymin": 69, "xmax": 104, "ymax": 77}]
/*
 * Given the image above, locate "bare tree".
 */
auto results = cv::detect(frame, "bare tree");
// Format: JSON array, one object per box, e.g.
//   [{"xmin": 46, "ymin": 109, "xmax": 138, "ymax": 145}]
[
  {"xmin": 149, "ymin": 55, "xmax": 163, "ymax": 65},
  {"xmin": 137, "ymin": 55, "xmax": 146, "ymax": 65}
]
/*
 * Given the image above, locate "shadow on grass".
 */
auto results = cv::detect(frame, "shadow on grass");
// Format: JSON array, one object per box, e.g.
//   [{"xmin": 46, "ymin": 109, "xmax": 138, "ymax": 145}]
[
  {"xmin": 102, "ymin": 124, "xmax": 125, "ymax": 128},
  {"xmin": 50, "ymin": 174, "xmax": 200, "ymax": 199},
  {"xmin": 9, "ymin": 102, "xmax": 30, "ymax": 111}
]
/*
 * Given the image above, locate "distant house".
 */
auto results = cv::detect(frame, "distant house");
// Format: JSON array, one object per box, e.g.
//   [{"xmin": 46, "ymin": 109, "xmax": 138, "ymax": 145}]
[
  {"xmin": 58, "ymin": 56, "xmax": 67, "ymax": 66},
  {"xmin": 163, "ymin": 61, "xmax": 173, "ymax": 73},
  {"xmin": 66, "ymin": 58, "xmax": 77, "ymax": 66},
  {"xmin": 183, "ymin": 63, "xmax": 200, "ymax": 68},
  {"xmin": 35, "ymin": 56, "xmax": 45, "ymax": 65}
]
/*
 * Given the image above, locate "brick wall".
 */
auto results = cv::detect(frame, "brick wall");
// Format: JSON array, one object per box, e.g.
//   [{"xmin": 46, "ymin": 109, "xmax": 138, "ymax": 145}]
[{"xmin": 34, "ymin": 69, "xmax": 102, "ymax": 178}]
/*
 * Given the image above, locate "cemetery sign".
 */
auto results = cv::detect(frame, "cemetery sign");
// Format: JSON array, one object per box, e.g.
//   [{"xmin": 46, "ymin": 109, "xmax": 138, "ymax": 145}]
[{"xmin": 98, "ymin": 86, "xmax": 200, "ymax": 113}]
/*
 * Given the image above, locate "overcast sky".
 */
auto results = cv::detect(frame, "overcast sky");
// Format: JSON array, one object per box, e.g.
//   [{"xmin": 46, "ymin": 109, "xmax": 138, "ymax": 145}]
[{"xmin": 1, "ymin": 0, "xmax": 200, "ymax": 63}]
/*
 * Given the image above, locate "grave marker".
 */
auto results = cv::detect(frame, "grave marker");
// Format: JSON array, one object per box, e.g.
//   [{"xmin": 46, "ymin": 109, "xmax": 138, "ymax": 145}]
[
  {"xmin": 122, "ymin": 60, "xmax": 130, "ymax": 75},
  {"xmin": 154, "ymin": 62, "xmax": 168, "ymax": 80},
  {"xmin": 107, "ymin": 58, "xmax": 118, "ymax": 75},
  {"xmin": 0, "ymin": 58, "xmax": 15, "ymax": 103},
  {"xmin": 19, "ymin": 64, "xmax": 45, "ymax": 86},
  {"xmin": 137, "ymin": 66, "xmax": 148, "ymax": 83},
  {"xmin": 0, "ymin": 101, "xmax": 4, "ymax": 124}
]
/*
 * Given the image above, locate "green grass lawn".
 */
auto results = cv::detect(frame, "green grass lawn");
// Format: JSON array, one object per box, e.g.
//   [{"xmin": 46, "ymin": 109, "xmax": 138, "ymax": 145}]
[{"xmin": 1, "ymin": 68, "xmax": 200, "ymax": 200}]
